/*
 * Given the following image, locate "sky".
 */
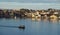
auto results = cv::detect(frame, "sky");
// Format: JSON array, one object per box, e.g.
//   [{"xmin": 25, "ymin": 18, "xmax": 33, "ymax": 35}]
[
  {"xmin": 0, "ymin": 0, "xmax": 60, "ymax": 9},
  {"xmin": 0, "ymin": 0, "xmax": 60, "ymax": 3}
]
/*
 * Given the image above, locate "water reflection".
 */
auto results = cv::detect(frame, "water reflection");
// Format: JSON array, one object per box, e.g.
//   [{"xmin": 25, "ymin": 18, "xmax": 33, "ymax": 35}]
[
  {"xmin": 49, "ymin": 19, "xmax": 58, "ymax": 24},
  {"xmin": 36, "ymin": 18, "xmax": 41, "ymax": 21},
  {"xmin": 31, "ymin": 18, "xmax": 59, "ymax": 23},
  {"xmin": 31, "ymin": 18, "xmax": 35, "ymax": 21},
  {"xmin": 31, "ymin": 18, "xmax": 41, "ymax": 21},
  {"xmin": 0, "ymin": 18, "xmax": 60, "ymax": 35},
  {"xmin": 58, "ymin": 20, "xmax": 60, "ymax": 24},
  {"xmin": 0, "ymin": 25, "xmax": 25, "ymax": 30}
]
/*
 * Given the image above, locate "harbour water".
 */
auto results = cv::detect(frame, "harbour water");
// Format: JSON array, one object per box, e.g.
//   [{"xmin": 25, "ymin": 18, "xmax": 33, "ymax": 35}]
[{"xmin": 0, "ymin": 18, "xmax": 60, "ymax": 35}]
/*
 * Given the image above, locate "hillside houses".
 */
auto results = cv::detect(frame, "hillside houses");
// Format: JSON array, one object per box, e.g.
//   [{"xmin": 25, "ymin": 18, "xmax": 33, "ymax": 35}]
[{"xmin": 0, "ymin": 8, "xmax": 60, "ymax": 19}]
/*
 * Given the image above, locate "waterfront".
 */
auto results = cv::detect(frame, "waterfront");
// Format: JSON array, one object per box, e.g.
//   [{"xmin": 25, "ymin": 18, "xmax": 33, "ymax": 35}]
[
  {"xmin": 0, "ymin": 8, "xmax": 60, "ymax": 19},
  {"xmin": 0, "ymin": 18, "xmax": 60, "ymax": 35}
]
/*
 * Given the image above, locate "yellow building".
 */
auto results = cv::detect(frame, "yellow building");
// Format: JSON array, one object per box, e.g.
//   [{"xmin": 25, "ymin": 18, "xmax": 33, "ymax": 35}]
[
  {"xmin": 32, "ymin": 13, "xmax": 35, "ymax": 18},
  {"xmin": 50, "ymin": 15, "xmax": 57, "ymax": 19},
  {"xmin": 35, "ymin": 11, "xmax": 41, "ymax": 19}
]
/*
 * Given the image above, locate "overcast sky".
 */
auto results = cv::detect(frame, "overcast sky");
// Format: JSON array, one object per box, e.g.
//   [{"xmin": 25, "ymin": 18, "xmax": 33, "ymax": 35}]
[
  {"xmin": 0, "ymin": 0, "xmax": 60, "ymax": 3},
  {"xmin": 0, "ymin": 2, "xmax": 60, "ymax": 10},
  {"xmin": 0, "ymin": 0, "xmax": 60, "ymax": 9}
]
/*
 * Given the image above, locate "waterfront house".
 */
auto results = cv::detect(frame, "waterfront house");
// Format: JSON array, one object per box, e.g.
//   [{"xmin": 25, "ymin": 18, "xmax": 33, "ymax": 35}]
[
  {"xmin": 40, "ymin": 10, "xmax": 48, "ymax": 19},
  {"xmin": 25, "ymin": 12, "xmax": 32, "ymax": 18},
  {"xmin": 53, "ymin": 12, "xmax": 58, "ymax": 16},
  {"xmin": 31, "ymin": 13, "xmax": 35, "ymax": 18},
  {"xmin": 35, "ymin": 11, "xmax": 41, "ymax": 18},
  {"xmin": 50, "ymin": 15, "xmax": 57, "ymax": 19},
  {"xmin": 54, "ymin": 12, "xmax": 58, "ymax": 14}
]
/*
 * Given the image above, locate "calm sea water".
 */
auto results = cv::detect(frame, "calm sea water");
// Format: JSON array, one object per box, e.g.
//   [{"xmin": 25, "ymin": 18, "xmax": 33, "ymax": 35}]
[{"xmin": 0, "ymin": 18, "xmax": 60, "ymax": 35}]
